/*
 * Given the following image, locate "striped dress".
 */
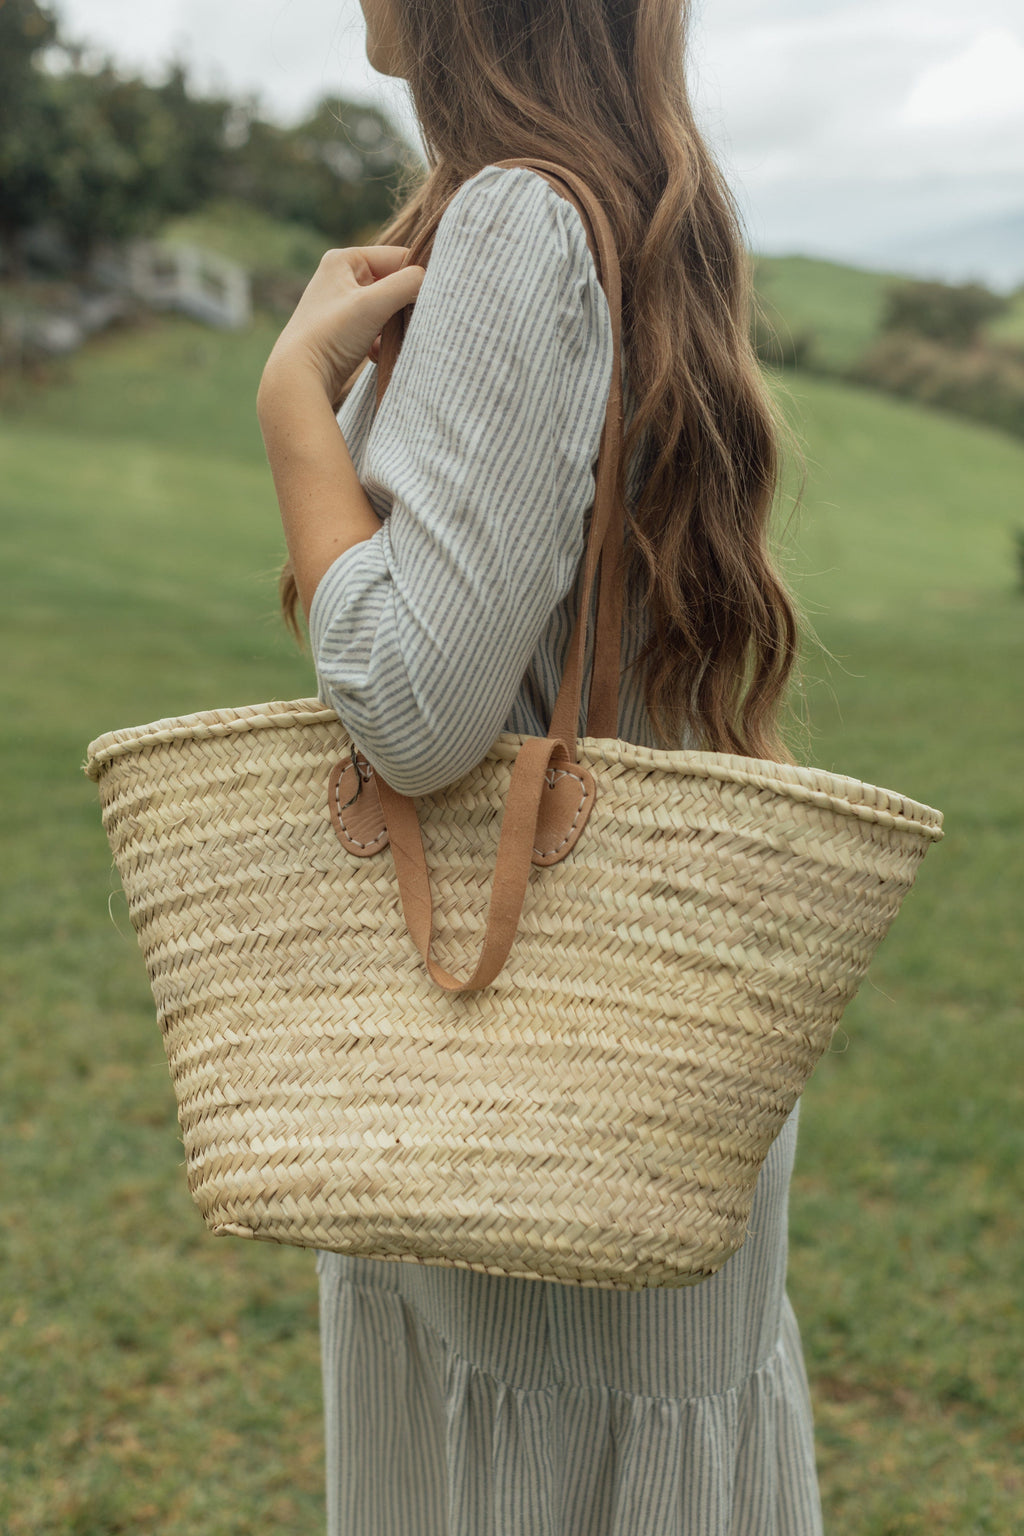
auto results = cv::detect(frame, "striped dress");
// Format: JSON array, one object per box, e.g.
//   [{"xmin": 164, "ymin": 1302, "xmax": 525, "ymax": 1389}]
[{"xmin": 310, "ymin": 164, "xmax": 823, "ymax": 1536}]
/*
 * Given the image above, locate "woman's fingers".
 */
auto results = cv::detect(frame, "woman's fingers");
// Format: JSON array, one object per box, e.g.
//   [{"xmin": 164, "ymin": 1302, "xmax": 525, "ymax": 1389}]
[{"xmin": 358, "ymin": 245, "xmax": 419, "ymax": 276}]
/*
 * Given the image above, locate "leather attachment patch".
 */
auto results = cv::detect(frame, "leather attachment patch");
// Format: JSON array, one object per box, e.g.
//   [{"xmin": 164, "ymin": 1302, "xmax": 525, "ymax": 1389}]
[
  {"xmin": 532, "ymin": 762, "xmax": 596, "ymax": 866},
  {"xmin": 328, "ymin": 751, "xmax": 595, "ymax": 866},
  {"xmin": 328, "ymin": 754, "xmax": 389, "ymax": 857}
]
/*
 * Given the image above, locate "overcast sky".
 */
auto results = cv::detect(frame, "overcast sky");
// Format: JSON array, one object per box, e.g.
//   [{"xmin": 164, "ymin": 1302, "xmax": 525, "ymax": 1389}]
[{"xmin": 54, "ymin": 0, "xmax": 1024, "ymax": 288}]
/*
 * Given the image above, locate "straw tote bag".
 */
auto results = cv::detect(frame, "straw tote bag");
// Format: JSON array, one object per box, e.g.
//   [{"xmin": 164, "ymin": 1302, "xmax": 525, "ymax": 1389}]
[{"xmin": 85, "ymin": 158, "xmax": 943, "ymax": 1291}]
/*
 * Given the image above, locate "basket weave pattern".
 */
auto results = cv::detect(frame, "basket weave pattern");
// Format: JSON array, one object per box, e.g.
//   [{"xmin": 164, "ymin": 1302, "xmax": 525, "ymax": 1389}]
[
  {"xmin": 86, "ymin": 700, "xmax": 942, "ymax": 1290},
  {"xmin": 85, "ymin": 160, "xmax": 943, "ymax": 1288}
]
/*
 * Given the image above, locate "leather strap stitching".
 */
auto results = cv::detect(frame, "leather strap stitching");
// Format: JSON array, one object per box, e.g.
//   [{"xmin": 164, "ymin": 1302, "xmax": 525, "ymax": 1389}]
[
  {"xmin": 533, "ymin": 769, "xmax": 590, "ymax": 858},
  {"xmin": 332, "ymin": 767, "xmax": 388, "ymax": 851}
]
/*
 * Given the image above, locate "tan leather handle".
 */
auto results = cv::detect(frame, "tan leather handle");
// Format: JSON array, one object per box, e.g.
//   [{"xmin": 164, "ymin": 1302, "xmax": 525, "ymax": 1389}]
[
  {"xmin": 374, "ymin": 737, "xmax": 591, "ymax": 993},
  {"xmin": 354, "ymin": 159, "xmax": 626, "ymax": 992}
]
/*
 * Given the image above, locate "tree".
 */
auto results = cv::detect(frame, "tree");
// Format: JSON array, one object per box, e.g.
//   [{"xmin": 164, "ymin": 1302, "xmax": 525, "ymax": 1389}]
[
  {"xmin": 880, "ymin": 278, "xmax": 1010, "ymax": 349},
  {"xmin": 222, "ymin": 98, "xmax": 419, "ymax": 246},
  {"xmin": 0, "ymin": 0, "xmax": 56, "ymax": 117},
  {"xmin": 1, "ymin": 49, "xmax": 234, "ymax": 265},
  {"xmin": 0, "ymin": 0, "xmax": 420, "ymax": 270},
  {"xmin": 0, "ymin": 0, "xmax": 59, "ymax": 257}
]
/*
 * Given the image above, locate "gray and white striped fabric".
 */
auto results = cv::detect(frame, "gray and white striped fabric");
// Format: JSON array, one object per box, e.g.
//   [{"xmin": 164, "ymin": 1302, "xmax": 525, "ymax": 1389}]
[
  {"xmin": 318, "ymin": 1110, "xmax": 820, "ymax": 1536},
  {"xmin": 309, "ymin": 165, "xmax": 659, "ymax": 796},
  {"xmin": 312, "ymin": 164, "xmax": 823, "ymax": 1535}
]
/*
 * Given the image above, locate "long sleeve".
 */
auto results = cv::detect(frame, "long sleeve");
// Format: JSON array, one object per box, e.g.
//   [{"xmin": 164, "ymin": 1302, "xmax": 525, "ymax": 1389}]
[{"xmin": 307, "ymin": 163, "xmax": 615, "ymax": 798}]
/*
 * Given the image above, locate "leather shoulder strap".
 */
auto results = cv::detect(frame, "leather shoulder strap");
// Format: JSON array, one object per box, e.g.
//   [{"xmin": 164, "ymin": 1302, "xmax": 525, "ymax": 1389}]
[
  {"xmin": 373, "ymin": 158, "xmax": 628, "ymax": 742},
  {"xmin": 355, "ymin": 160, "xmax": 629, "ymax": 992}
]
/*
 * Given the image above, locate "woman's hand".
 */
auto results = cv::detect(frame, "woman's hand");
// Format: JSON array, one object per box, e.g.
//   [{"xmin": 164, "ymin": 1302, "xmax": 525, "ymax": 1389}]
[
  {"xmin": 257, "ymin": 246, "xmax": 425, "ymax": 621},
  {"xmin": 258, "ymin": 245, "xmax": 426, "ymax": 416}
]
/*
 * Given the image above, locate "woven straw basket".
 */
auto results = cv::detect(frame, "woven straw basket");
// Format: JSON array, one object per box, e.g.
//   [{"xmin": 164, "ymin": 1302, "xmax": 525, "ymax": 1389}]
[{"xmin": 84, "ymin": 161, "xmax": 943, "ymax": 1290}]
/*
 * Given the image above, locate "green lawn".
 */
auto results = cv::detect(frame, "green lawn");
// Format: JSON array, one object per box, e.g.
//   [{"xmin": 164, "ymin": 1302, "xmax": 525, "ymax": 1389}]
[
  {"xmin": 769, "ymin": 368, "xmax": 1023, "ymax": 1533},
  {"xmin": 0, "ymin": 312, "xmax": 283, "ymax": 463},
  {"xmin": 1, "ymin": 319, "xmax": 1021, "ymax": 1533}
]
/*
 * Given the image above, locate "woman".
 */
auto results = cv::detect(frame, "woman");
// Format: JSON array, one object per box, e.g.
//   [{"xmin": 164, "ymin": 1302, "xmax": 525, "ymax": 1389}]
[{"xmin": 257, "ymin": 0, "xmax": 820, "ymax": 1531}]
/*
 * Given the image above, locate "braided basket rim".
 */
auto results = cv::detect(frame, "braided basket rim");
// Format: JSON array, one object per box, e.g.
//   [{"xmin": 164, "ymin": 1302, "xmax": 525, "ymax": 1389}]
[{"xmin": 83, "ymin": 696, "xmax": 943, "ymax": 840}]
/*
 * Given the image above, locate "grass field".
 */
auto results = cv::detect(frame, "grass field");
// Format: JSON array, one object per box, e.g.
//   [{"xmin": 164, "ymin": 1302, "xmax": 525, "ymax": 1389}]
[{"xmin": 1, "ymin": 314, "xmax": 1022, "ymax": 1534}]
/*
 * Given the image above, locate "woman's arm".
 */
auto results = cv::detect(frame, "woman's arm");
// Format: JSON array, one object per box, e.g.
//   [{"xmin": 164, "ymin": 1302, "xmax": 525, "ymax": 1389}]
[
  {"xmin": 259, "ymin": 365, "xmax": 384, "ymax": 618},
  {"xmin": 257, "ymin": 247, "xmax": 425, "ymax": 618},
  {"xmin": 304, "ymin": 165, "xmax": 614, "ymax": 797}
]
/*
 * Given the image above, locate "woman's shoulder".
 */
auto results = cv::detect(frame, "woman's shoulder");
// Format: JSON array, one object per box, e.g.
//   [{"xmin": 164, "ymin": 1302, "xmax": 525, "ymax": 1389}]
[
  {"xmin": 445, "ymin": 160, "xmax": 578, "ymax": 213},
  {"xmin": 432, "ymin": 161, "xmax": 598, "ymax": 278}
]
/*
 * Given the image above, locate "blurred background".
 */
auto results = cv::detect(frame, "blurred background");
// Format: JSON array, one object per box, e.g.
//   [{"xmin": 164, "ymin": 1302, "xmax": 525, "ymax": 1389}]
[{"xmin": 1, "ymin": 2, "xmax": 1021, "ymax": 1532}]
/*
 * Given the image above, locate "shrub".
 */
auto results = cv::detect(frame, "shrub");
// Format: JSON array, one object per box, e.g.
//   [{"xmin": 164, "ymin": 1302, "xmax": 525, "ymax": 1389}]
[
  {"xmin": 847, "ymin": 331, "xmax": 1024, "ymax": 440},
  {"xmin": 879, "ymin": 278, "xmax": 1011, "ymax": 349}
]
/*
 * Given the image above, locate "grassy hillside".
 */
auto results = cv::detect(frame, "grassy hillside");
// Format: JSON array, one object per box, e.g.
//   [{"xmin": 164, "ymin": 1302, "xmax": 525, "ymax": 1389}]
[
  {"xmin": 774, "ymin": 369, "xmax": 1021, "ymax": 616},
  {"xmin": 161, "ymin": 200, "xmax": 331, "ymax": 280},
  {"xmin": 1, "ymin": 319, "xmax": 1021, "ymax": 1534},
  {"xmin": 0, "ymin": 312, "xmax": 282, "ymax": 462},
  {"xmin": 752, "ymin": 254, "xmax": 903, "ymax": 372},
  {"xmin": 988, "ymin": 296, "xmax": 1024, "ymax": 347},
  {"xmin": 754, "ymin": 251, "xmax": 1024, "ymax": 371}
]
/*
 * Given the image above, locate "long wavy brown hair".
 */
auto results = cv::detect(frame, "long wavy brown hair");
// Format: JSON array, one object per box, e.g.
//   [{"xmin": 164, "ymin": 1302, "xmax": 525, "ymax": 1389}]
[{"xmin": 280, "ymin": 0, "xmax": 806, "ymax": 761}]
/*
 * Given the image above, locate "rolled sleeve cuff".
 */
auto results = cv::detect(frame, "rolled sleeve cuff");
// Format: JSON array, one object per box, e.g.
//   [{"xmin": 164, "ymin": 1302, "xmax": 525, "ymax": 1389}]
[{"xmin": 308, "ymin": 521, "xmax": 394, "ymax": 711}]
